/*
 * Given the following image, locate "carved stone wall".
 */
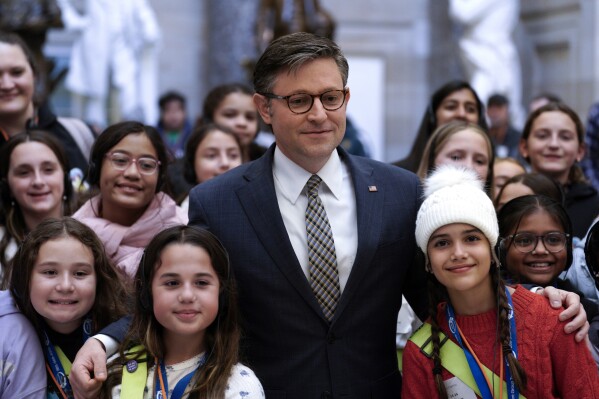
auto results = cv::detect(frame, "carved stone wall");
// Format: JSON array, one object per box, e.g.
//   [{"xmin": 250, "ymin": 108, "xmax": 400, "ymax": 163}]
[{"xmin": 46, "ymin": 1, "xmax": 599, "ymax": 150}]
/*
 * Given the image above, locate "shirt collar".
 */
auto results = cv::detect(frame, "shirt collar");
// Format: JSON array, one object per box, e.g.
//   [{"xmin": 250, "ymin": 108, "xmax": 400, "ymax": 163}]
[{"xmin": 273, "ymin": 146, "xmax": 344, "ymax": 204}]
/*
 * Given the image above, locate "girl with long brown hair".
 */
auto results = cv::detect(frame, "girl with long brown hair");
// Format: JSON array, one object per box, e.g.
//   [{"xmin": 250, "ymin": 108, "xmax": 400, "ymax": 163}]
[
  {"xmin": 402, "ymin": 166, "xmax": 599, "ymax": 398},
  {"xmin": 103, "ymin": 225, "xmax": 264, "ymax": 398}
]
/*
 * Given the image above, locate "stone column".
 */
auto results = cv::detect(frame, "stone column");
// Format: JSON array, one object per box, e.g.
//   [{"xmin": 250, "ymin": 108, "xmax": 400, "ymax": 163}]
[{"xmin": 207, "ymin": 0, "xmax": 260, "ymax": 88}]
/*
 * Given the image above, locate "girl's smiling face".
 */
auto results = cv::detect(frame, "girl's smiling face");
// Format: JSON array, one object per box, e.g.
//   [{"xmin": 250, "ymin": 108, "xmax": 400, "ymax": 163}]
[
  {"xmin": 151, "ymin": 243, "xmax": 220, "ymax": 349},
  {"xmin": 99, "ymin": 133, "xmax": 159, "ymax": 225},
  {"xmin": 435, "ymin": 89, "xmax": 479, "ymax": 127},
  {"xmin": 8, "ymin": 141, "xmax": 65, "ymax": 222},
  {"xmin": 520, "ymin": 110, "xmax": 585, "ymax": 184},
  {"xmin": 427, "ymin": 223, "xmax": 492, "ymax": 298},
  {"xmin": 504, "ymin": 209, "xmax": 568, "ymax": 285},
  {"xmin": 0, "ymin": 42, "xmax": 35, "ymax": 119},
  {"xmin": 30, "ymin": 236, "xmax": 96, "ymax": 334}
]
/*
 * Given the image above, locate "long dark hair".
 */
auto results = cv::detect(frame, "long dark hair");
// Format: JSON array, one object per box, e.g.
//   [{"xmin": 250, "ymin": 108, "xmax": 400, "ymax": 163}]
[
  {"xmin": 494, "ymin": 173, "xmax": 565, "ymax": 209},
  {"xmin": 395, "ymin": 80, "xmax": 488, "ymax": 172},
  {"xmin": 182, "ymin": 123, "xmax": 241, "ymax": 185},
  {"xmin": 425, "ymin": 252, "xmax": 527, "ymax": 398},
  {"xmin": 87, "ymin": 121, "xmax": 170, "ymax": 193},
  {"xmin": 104, "ymin": 225, "xmax": 240, "ymax": 399},
  {"xmin": 200, "ymin": 83, "xmax": 254, "ymax": 125},
  {"xmin": 9, "ymin": 217, "xmax": 128, "ymax": 338},
  {"xmin": 0, "ymin": 130, "xmax": 74, "ymax": 275},
  {"xmin": 585, "ymin": 221, "xmax": 599, "ymax": 290},
  {"xmin": 497, "ymin": 194, "xmax": 574, "ymax": 277}
]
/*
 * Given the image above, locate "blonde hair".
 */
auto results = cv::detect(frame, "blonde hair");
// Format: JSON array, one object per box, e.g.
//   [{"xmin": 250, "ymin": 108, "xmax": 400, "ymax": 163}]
[{"xmin": 417, "ymin": 120, "xmax": 494, "ymax": 196}]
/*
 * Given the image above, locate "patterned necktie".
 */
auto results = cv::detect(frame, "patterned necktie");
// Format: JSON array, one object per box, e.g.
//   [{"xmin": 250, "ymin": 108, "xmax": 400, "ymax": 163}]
[{"xmin": 305, "ymin": 174, "xmax": 340, "ymax": 321}]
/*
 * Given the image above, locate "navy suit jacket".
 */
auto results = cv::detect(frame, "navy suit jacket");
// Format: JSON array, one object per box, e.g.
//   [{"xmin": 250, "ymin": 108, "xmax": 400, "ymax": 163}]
[{"xmin": 188, "ymin": 145, "xmax": 427, "ymax": 399}]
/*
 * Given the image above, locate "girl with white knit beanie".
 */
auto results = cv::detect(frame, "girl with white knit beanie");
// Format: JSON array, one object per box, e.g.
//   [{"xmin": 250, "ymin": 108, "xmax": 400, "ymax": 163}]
[{"xmin": 401, "ymin": 165, "xmax": 599, "ymax": 398}]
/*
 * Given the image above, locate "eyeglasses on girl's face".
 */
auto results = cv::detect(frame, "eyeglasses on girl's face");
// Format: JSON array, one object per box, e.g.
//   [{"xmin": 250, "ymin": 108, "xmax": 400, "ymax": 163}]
[
  {"xmin": 105, "ymin": 152, "xmax": 160, "ymax": 175},
  {"xmin": 506, "ymin": 232, "xmax": 569, "ymax": 253}
]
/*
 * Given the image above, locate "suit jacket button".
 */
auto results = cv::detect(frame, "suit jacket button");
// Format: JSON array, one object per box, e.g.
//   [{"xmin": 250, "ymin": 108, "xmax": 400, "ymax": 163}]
[
  {"xmin": 327, "ymin": 334, "xmax": 336, "ymax": 344},
  {"xmin": 321, "ymin": 391, "xmax": 332, "ymax": 398}
]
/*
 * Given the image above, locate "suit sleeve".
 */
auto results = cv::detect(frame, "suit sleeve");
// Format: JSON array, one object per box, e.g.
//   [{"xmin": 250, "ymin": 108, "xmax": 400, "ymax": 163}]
[
  {"xmin": 402, "ymin": 178, "xmax": 429, "ymax": 321},
  {"xmin": 188, "ymin": 186, "xmax": 210, "ymax": 230},
  {"xmin": 98, "ymin": 315, "xmax": 132, "ymax": 342}
]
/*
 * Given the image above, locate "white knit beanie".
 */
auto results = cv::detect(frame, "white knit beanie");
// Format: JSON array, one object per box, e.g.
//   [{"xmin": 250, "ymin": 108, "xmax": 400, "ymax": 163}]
[{"xmin": 415, "ymin": 165, "xmax": 499, "ymax": 254}]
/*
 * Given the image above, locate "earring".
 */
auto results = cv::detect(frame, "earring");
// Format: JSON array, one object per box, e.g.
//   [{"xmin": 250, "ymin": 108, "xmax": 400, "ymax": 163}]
[
  {"xmin": 10, "ymin": 200, "xmax": 14, "ymax": 207},
  {"xmin": 63, "ymin": 195, "xmax": 67, "ymax": 201}
]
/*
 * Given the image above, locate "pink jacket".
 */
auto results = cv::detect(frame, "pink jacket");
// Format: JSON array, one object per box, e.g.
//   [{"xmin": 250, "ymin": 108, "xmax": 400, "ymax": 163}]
[{"xmin": 73, "ymin": 192, "xmax": 188, "ymax": 278}]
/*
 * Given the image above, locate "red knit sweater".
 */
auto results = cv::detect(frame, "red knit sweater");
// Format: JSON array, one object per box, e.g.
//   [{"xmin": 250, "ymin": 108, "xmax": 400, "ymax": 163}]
[{"xmin": 402, "ymin": 285, "xmax": 599, "ymax": 398}]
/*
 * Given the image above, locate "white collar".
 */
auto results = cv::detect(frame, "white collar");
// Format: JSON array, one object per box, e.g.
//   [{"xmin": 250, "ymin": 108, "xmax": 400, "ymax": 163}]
[{"xmin": 273, "ymin": 146, "xmax": 344, "ymax": 204}]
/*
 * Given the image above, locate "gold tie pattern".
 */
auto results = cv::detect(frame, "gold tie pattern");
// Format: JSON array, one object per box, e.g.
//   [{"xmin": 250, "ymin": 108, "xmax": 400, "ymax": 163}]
[{"xmin": 305, "ymin": 174, "xmax": 340, "ymax": 321}]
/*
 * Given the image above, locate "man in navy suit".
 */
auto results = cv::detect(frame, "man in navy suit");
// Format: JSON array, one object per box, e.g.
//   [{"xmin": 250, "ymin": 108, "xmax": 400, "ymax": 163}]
[
  {"xmin": 188, "ymin": 32, "xmax": 427, "ymax": 398},
  {"xmin": 68, "ymin": 31, "xmax": 588, "ymax": 399}
]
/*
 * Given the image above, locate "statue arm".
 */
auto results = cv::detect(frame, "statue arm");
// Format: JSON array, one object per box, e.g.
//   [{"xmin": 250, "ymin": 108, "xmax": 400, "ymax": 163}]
[{"xmin": 449, "ymin": 0, "xmax": 499, "ymax": 24}]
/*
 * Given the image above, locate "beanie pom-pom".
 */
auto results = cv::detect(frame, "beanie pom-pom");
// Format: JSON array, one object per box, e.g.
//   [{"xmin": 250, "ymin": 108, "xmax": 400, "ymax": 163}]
[{"xmin": 423, "ymin": 165, "xmax": 484, "ymax": 198}]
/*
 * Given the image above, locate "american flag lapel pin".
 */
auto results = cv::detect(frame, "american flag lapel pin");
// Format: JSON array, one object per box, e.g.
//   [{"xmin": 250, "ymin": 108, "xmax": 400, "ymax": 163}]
[{"xmin": 368, "ymin": 185, "xmax": 378, "ymax": 192}]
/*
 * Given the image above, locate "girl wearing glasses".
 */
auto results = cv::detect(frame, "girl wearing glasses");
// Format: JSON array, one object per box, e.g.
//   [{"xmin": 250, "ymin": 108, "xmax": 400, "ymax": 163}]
[
  {"xmin": 73, "ymin": 121, "xmax": 187, "ymax": 279},
  {"xmin": 403, "ymin": 166, "xmax": 599, "ymax": 398},
  {"xmin": 498, "ymin": 194, "xmax": 576, "ymax": 288},
  {"xmin": 498, "ymin": 194, "xmax": 599, "ymax": 366}
]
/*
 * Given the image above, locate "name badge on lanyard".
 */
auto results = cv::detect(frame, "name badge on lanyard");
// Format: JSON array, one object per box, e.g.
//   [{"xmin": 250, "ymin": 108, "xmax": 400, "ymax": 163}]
[
  {"xmin": 445, "ymin": 288, "xmax": 519, "ymax": 399},
  {"xmin": 42, "ymin": 317, "xmax": 92, "ymax": 399}
]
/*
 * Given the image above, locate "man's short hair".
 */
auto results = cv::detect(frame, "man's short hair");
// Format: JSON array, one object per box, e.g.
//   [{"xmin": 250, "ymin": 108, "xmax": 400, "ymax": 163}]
[
  {"xmin": 487, "ymin": 93, "xmax": 509, "ymax": 107},
  {"xmin": 158, "ymin": 91, "xmax": 187, "ymax": 110},
  {"xmin": 253, "ymin": 32, "xmax": 349, "ymax": 94}
]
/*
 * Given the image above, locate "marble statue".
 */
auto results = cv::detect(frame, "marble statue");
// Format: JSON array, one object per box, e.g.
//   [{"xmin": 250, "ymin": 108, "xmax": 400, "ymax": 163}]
[
  {"xmin": 57, "ymin": 0, "xmax": 160, "ymax": 126},
  {"xmin": 449, "ymin": 0, "xmax": 524, "ymax": 127}
]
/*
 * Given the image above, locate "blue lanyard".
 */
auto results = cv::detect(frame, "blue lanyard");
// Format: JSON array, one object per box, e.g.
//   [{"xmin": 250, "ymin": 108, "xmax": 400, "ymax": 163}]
[
  {"xmin": 446, "ymin": 304, "xmax": 493, "ymax": 398},
  {"xmin": 42, "ymin": 317, "xmax": 92, "ymax": 399},
  {"xmin": 154, "ymin": 354, "xmax": 206, "ymax": 399},
  {"xmin": 445, "ymin": 288, "xmax": 519, "ymax": 399},
  {"xmin": 504, "ymin": 288, "xmax": 519, "ymax": 399}
]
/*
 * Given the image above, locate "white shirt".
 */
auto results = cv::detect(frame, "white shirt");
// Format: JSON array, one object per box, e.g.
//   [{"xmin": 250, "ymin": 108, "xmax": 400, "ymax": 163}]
[
  {"xmin": 109, "ymin": 352, "xmax": 265, "ymax": 398},
  {"xmin": 272, "ymin": 147, "xmax": 358, "ymax": 292}
]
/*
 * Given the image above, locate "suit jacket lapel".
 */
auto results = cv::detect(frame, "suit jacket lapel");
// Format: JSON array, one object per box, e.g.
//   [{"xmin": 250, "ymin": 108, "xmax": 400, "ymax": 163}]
[
  {"xmin": 332, "ymin": 149, "xmax": 385, "ymax": 323},
  {"xmin": 236, "ymin": 147, "xmax": 325, "ymax": 318}
]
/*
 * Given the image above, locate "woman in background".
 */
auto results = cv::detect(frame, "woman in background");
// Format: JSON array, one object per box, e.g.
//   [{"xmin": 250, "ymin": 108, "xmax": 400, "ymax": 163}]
[{"xmin": 394, "ymin": 80, "xmax": 487, "ymax": 172}]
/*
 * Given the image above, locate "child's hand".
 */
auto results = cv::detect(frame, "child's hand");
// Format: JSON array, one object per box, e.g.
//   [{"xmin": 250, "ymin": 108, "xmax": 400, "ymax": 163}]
[
  {"xmin": 71, "ymin": 338, "xmax": 107, "ymax": 399},
  {"xmin": 539, "ymin": 286, "xmax": 590, "ymax": 342}
]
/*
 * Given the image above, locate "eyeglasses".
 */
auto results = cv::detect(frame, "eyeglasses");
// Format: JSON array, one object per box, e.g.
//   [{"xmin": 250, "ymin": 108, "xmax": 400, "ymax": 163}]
[
  {"xmin": 259, "ymin": 89, "xmax": 347, "ymax": 114},
  {"xmin": 506, "ymin": 232, "xmax": 569, "ymax": 253},
  {"xmin": 105, "ymin": 152, "xmax": 161, "ymax": 175}
]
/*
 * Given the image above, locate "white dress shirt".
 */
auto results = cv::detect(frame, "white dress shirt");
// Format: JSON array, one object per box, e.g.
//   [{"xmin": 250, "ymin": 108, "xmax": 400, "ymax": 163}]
[{"xmin": 272, "ymin": 147, "xmax": 358, "ymax": 292}]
